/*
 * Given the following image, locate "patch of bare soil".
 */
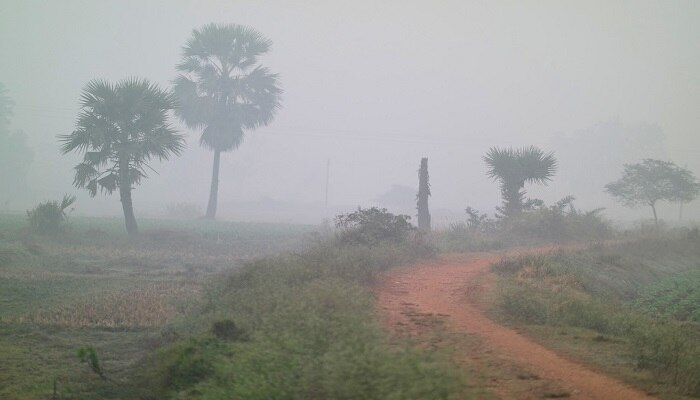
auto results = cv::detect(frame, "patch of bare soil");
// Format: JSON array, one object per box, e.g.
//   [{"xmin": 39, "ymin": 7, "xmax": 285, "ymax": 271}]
[{"xmin": 376, "ymin": 249, "xmax": 654, "ymax": 400}]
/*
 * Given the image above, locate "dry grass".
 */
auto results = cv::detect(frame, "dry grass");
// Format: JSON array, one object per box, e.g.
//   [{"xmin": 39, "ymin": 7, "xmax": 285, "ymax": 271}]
[{"xmin": 17, "ymin": 282, "xmax": 200, "ymax": 328}]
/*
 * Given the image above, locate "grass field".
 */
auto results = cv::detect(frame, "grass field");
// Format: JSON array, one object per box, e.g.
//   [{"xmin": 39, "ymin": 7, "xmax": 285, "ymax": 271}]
[
  {"xmin": 0, "ymin": 213, "xmax": 314, "ymax": 399},
  {"xmin": 0, "ymin": 212, "xmax": 467, "ymax": 399}
]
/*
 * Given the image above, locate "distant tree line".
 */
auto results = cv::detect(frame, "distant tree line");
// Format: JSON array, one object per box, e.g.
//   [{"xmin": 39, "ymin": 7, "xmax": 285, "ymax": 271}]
[{"xmin": 0, "ymin": 83, "xmax": 34, "ymax": 208}]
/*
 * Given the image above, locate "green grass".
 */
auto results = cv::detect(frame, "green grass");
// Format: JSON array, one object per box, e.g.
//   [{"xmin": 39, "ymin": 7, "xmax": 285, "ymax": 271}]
[
  {"xmin": 491, "ymin": 236, "xmax": 700, "ymax": 398},
  {"xmin": 635, "ymin": 270, "xmax": 700, "ymax": 322},
  {"xmin": 133, "ymin": 240, "xmax": 465, "ymax": 399}
]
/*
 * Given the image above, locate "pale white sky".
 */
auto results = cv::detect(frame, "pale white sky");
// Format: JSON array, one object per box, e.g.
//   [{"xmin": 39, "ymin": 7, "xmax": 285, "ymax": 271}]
[{"xmin": 1, "ymin": 0, "xmax": 698, "ymax": 222}]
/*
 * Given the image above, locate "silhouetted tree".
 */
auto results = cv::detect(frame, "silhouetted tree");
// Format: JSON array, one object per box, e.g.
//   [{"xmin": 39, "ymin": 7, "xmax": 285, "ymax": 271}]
[
  {"xmin": 174, "ymin": 23, "xmax": 282, "ymax": 219},
  {"xmin": 605, "ymin": 159, "xmax": 700, "ymax": 227},
  {"xmin": 417, "ymin": 157, "xmax": 431, "ymax": 232},
  {"xmin": 483, "ymin": 146, "xmax": 557, "ymax": 217},
  {"xmin": 59, "ymin": 79, "xmax": 185, "ymax": 235},
  {"xmin": 0, "ymin": 83, "xmax": 34, "ymax": 206}
]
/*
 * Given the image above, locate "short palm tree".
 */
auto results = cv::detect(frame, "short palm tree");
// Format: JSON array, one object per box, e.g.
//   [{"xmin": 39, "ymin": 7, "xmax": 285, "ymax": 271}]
[
  {"xmin": 174, "ymin": 23, "xmax": 282, "ymax": 219},
  {"xmin": 483, "ymin": 146, "xmax": 557, "ymax": 217},
  {"xmin": 59, "ymin": 78, "xmax": 185, "ymax": 235}
]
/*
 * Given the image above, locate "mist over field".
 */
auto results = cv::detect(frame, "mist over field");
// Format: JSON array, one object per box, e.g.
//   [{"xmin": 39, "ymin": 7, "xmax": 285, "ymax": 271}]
[{"xmin": 1, "ymin": 0, "xmax": 698, "ymax": 225}]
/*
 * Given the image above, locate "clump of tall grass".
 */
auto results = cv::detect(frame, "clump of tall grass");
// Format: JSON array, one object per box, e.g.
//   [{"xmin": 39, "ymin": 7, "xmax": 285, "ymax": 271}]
[{"xmin": 26, "ymin": 195, "xmax": 76, "ymax": 234}]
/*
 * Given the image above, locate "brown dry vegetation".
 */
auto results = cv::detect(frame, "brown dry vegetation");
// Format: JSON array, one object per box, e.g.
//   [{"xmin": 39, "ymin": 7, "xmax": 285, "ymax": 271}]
[{"xmin": 17, "ymin": 282, "xmax": 199, "ymax": 328}]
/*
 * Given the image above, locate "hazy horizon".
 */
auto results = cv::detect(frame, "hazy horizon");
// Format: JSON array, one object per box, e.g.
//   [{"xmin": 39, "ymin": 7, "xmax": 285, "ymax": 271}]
[{"xmin": 2, "ymin": 0, "xmax": 699, "ymax": 225}]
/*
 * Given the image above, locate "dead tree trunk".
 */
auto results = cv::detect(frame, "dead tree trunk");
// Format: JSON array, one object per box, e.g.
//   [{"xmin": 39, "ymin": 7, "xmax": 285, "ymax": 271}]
[{"xmin": 417, "ymin": 157, "xmax": 431, "ymax": 232}]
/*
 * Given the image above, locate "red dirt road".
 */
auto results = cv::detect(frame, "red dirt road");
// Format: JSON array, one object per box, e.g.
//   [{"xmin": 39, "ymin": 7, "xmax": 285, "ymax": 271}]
[{"xmin": 376, "ymin": 250, "xmax": 654, "ymax": 400}]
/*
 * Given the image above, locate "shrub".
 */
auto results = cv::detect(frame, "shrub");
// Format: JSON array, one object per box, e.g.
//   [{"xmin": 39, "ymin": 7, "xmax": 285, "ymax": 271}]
[
  {"xmin": 502, "ymin": 197, "xmax": 611, "ymax": 243},
  {"xmin": 634, "ymin": 270, "xmax": 700, "ymax": 322},
  {"xmin": 26, "ymin": 195, "xmax": 75, "ymax": 234},
  {"xmin": 162, "ymin": 339, "xmax": 217, "ymax": 391},
  {"xmin": 335, "ymin": 207, "xmax": 416, "ymax": 246},
  {"xmin": 211, "ymin": 319, "xmax": 248, "ymax": 341},
  {"xmin": 438, "ymin": 197, "xmax": 611, "ymax": 251},
  {"xmin": 77, "ymin": 346, "xmax": 105, "ymax": 379}
]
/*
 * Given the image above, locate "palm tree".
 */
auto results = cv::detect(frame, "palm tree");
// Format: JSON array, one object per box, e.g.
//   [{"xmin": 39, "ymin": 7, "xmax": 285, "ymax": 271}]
[
  {"xmin": 59, "ymin": 78, "xmax": 185, "ymax": 235},
  {"xmin": 483, "ymin": 146, "xmax": 557, "ymax": 217},
  {"xmin": 174, "ymin": 23, "xmax": 282, "ymax": 219}
]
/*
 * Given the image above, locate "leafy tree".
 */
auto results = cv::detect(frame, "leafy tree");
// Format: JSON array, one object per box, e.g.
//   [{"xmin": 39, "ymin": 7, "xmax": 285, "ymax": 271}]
[
  {"xmin": 483, "ymin": 146, "xmax": 557, "ymax": 217},
  {"xmin": 59, "ymin": 79, "xmax": 185, "ymax": 235},
  {"xmin": 0, "ymin": 83, "xmax": 34, "ymax": 207},
  {"xmin": 174, "ymin": 23, "xmax": 282, "ymax": 219},
  {"xmin": 605, "ymin": 159, "xmax": 700, "ymax": 226}
]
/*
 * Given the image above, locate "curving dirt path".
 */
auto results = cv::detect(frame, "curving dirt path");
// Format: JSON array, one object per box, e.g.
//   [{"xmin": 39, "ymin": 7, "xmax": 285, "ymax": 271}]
[{"xmin": 376, "ymin": 249, "xmax": 654, "ymax": 400}]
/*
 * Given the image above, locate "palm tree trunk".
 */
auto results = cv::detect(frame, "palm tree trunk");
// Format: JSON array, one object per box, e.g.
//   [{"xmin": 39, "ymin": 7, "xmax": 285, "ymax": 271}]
[
  {"xmin": 118, "ymin": 156, "xmax": 138, "ymax": 235},
  {"xmin": 503, "ymin": 183, "xmax": 523, "ymax": 217},
  {"xmin": 651, "ymin": 202, "xmax": 658, "ymax": 228},
  {"xmin": 417, "ymin": 158, "xmax": 431, "ymax": 232},
  {"xmin": 205, "ymin": 149, "xmax": 221, "ymax": 219}
]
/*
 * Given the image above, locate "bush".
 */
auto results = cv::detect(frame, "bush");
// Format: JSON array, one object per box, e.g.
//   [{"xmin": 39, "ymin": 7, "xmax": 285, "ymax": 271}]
[
  {"xmin": 635, "ymin": 270, "xmax": 700, "ymax": 322},
  {"xmin": 438, "ymin": 196, "xmax": 612, "ymax": 251},
  {"xmin": 211, "ymin": 319, "xmax": 248, "ymax": 341},
  {"xmin": 335, "ymin": 207, "xmax": 416, "ymax": 246},
  {"xmin": 26, "ymin": 195, "xmax": 75, "ymax": 234}
]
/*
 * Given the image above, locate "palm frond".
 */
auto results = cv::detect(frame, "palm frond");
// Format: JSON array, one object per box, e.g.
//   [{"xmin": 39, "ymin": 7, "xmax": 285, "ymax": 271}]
[
  {"xmin": 174, "ymin": 24, "xmax": 280, "ymax": 153},
  {"xmin": 61, "ymin": 78, "xmax": 184, "ymax": 196},
  {"xmin": 59, "ymin": 194, "xmax": 77, "ymax": 215}
]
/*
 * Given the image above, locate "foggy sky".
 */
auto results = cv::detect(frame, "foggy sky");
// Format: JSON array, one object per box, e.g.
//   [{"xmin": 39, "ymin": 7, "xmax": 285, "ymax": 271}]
[{"xmin": 1, "ymin": 0, "xmax": 699, "ymax": 224}]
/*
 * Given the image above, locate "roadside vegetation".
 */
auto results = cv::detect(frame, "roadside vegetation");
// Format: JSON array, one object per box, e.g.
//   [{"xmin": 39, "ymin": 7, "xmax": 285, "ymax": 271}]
[
  {"xmin": 489, "ymin": 232, "xmax": 700, "ymax": 398},
  {"xmin": 437, "ymin": 195, "xmax": 612, "ymax": 251},
  {"xmin": 132, "ymin": 207, "xmax": 464, "ymax": 399}
]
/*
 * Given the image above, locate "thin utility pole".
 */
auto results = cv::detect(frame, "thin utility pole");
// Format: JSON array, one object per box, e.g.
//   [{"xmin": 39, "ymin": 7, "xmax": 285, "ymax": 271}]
[{"xmin": 680, "ymin": 164, "xmax": 687, "ymax": 222}]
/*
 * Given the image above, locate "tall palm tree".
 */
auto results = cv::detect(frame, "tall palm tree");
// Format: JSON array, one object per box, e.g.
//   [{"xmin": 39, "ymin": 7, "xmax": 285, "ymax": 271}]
[
  {"xmin": 174, "ymin": 23, "xmax": 282, "ymax": 219},
  {"xmin": 59, "ymin": 78, "xmax": 185, "ymax": 235},
  {"xmin": 483, "ymin": 146, "xmax": 557, "ymax": 217}
]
